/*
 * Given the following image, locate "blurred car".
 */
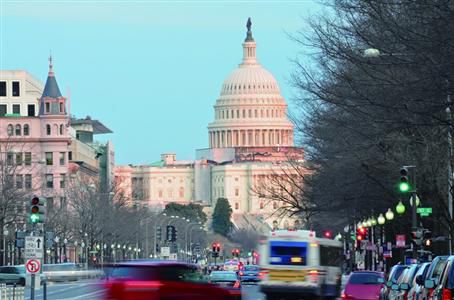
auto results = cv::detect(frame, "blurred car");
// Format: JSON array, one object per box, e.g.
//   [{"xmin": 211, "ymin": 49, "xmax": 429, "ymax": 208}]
[
  {"xmin": 381, "ymin": 265, "xmax": 409, "ymax": 300},
  {"xmin": 341, "ymin": 271, "xmax": 384, "ymax": 300},
  {"xmin": 389, "ymin": 264, "xmax": 420, "ymax": 300},
  {"xmin": 239, "ymin": 265, "xmax": 261, "ymax": 283},
  {"xmin": 223, "ymin": 260, "xmax": 240, "ymax": 272},
  {"xmin": 431, "ymin": 255, "xmax": 454, "ymax": 300},
  {"xmin": 0, "ymin": 265, "xmax": 46, "ymax": 286},
  {"xmin": 408, "ymin": 262, "xmax": 430, "ymax": 300},
  {"xmin": 44, "ymin": 263, "xmax": 103, "ymax": 282},
  {"xmin": 422, "ymin": 256, "xmax": 449, "ymax": 300},
  {"xmin": 209, "ymin": 271, "xmax": 242, "ymax": 300},
  {"xmin": 103, "ymin": 260, "xmax": 235, "ymax": 300}
]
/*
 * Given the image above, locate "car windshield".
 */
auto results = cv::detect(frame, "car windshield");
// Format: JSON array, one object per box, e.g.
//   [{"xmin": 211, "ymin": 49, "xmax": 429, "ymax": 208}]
[
  {"xmin": 431, "ymin": 259, "xmax": 448, "ymax": 279},
  {"xmin": 110, "ymin": 265, "xmax": 206, "ymax": 282},
  {"xmin": 348, "ymin": 273, "xmax": 383, "ymax": 285},
  {"xmin": 390, "ymin": 266, "xmax": 407, "ymax": 282},
  {"xmin": 210, "ymin": 272, "xmax": 237, "ymax": 281},
  {"xmin": 244, "ymin": 266, "xmax": 259, "ymax": 271}
]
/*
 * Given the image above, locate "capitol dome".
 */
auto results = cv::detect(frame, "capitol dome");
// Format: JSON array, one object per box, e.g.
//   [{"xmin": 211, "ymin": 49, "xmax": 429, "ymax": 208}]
[{"xmin": 208, "ymin": 19, "xmax": 294, "ymax": 149}]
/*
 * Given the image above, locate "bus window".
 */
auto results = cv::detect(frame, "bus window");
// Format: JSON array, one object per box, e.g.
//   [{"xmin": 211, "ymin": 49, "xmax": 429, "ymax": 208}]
[
  {"xmin": 320, "ymin": 246, "xmax": 342, "ymax": 267},
  {"xmin": 269, "ymin": 241, "xmax": 307, "ymax": 266}
]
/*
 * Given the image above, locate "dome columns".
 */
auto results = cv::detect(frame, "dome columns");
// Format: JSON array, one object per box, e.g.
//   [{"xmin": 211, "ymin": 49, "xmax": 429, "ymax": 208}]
[{"xmin": 209, "ymin": 128, "xmax": 293, "ymax": 148}]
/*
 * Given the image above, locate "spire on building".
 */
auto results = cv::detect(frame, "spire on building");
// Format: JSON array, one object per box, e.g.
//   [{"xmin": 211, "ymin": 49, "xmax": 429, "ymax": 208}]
[
  {"xmin": 242, "ymin": 17, "xmax": 257, "ymax": 65},
  {"xmin": 245, "ymin": 17, "xmax": 254, "ymax": 42},
  {"xmin": 42, "ymin": 55, "xmax": 62, "ymax": 98}
]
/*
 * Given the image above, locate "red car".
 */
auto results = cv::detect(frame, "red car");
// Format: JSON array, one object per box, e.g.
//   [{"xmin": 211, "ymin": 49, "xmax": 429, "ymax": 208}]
[
  {"xmin": 342, "ymin": 271, "xmax": 385, "ymax": 300},
  {"xmin": 102, "ymin": 261, "xmax": 236, "ymax": 300}
]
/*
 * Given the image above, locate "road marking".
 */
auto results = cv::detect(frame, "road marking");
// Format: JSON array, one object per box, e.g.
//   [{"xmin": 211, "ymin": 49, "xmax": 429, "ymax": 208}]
[{"xmin": 59, "ymin": 289, "xmax": 105, "ymax": 300}]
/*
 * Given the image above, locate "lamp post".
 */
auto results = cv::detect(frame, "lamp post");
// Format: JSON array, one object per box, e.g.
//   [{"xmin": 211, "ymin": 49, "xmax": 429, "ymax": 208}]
[
  {"xmin": 63, "ymin": 238, "xmax": 68, "ymax": 262},
  {"xmin": 54, "ymin": 236, "xmax": 60, "ymax": 263}
]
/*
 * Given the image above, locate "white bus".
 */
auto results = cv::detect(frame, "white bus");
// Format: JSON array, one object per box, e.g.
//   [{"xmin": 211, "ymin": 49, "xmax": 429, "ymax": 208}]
[{"xmin": 258, "ymin": 230, "xmax": 342, "ymax": 300}]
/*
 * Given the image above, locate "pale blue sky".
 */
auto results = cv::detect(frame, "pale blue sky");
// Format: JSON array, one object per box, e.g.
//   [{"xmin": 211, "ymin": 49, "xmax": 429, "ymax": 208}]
[{"xmin": 1, "ymin": 0, "xmax": 323, "ymax": 164}]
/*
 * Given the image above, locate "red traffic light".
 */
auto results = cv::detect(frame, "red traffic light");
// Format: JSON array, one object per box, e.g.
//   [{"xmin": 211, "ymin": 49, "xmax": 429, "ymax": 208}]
[
  {"xmin": 323, "ymin": 230, "xmax": 332, "ymax": 238},
  {"xmin": 357, "ymin": 235, "xmax": 363, "ymax": 241},
  {"xmin": 31, "ymin": 197, "xmax": 39, "ymax": 205},
  {"xmin": 358, "ymin": 227, "xmax": 366, "ymax": 234}
]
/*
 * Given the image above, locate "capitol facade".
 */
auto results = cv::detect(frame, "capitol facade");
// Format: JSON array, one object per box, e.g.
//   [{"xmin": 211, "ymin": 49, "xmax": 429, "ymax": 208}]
[{"xmin": 115, "ymin": 20, "xmax": 305, "ymax": 230}]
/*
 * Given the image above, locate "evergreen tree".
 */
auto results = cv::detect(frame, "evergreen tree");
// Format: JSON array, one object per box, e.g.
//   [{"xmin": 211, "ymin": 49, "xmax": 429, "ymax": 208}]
[{"xmin": 212, "ymin": 198, "xmax": 233, "ymax": 236}]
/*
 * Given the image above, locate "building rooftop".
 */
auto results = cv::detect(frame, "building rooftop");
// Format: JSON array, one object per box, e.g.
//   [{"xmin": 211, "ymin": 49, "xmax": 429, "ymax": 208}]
[{"xmin": 71, "ymin": 116, "xmax": 113, "ymax": 134}]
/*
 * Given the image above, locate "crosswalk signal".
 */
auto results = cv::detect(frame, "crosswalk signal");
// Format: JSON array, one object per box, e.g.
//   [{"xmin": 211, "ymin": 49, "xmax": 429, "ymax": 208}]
[
  {"xmin": 30, "ymin": 196, "xmax": 46, "ymax": 224},
  {"xmin": 157, "ymin": 227, "xmax": 162, "ymax": 241},
  {"xmin": 399, "ymin": 167, "xmax": 411, "ymax": 193}
]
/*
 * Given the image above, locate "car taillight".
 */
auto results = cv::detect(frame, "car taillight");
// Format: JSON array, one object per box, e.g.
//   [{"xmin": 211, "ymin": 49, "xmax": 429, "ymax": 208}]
[
  {"xmin": 239, "ymin": 272, "xmax": 244, "ymax": 276},
  {"xmin": 442, "ymin": 288, "xmax": 452, "ymax": 300},
  {"xmin": 233, "ymin": 280, "xmax": 240, "ymax": 288},
  {"xmin": 258, "ymin": 272, "xmax": 264, "ymax": 279},
  {"xmin": 341, "ymin": 292, "xmax": 351, "ymax": 299},
  {"xmin": 123, "ymin": 281, "xmax": 162, "ymax": 291}
]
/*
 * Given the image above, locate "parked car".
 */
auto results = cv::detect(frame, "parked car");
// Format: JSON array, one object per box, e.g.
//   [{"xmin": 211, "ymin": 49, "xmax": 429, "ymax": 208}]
[
  {"xmin": 422, "ymin": 256, "xmax": 449, "ymax": 300},
  {"xmin": 431, "ymin": 255, "xmax": 454, "ymax": 300},
  {"xmin": 209, "ymin": 271, "xmax": 242, "ymax": 300},
  {"xmin": 341, "ymin": 271, "xmax": 384, "ymax": 300},
  {"xmin": 0, "ymin": 265, "xmax": 46, "ymax": 286},
  {"xmin": 239, "ymin": 265, "xmax": 261, "ymax": 283},
  {"xmin": 408, "ymin": 262, "xmax": 431, "ymax": 300},
  {"xmin": 381, "ymin": 265, "xmax": 409, "ymax": 300},
  {"xmin": 389, "ymin": 264, "xmax": 420, "ymax": 300},
  {"xmin": 103, "ymin": 260, "xmax": 234, "ymax": 300}
]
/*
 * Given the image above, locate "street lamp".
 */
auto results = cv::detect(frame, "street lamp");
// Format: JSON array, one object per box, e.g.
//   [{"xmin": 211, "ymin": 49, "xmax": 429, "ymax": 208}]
[
  {"xmin": 378, "ymin": 214, "xmax": 386, "ymax": 225},
  {"xmin": 396, "ymin": 201, "xmax": 406, "ymax": 214},
  {"xmin": 385, "ymin": 208, "xmax": 394, "ymax": 220}
]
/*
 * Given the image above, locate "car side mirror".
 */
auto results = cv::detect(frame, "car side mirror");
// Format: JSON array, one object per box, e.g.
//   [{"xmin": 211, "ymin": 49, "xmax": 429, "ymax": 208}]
[
  {"xmin": 391, "ymin": 284, "xmax": 399, "ymax": 290},
  {"xmin": 386, "ymin": 281, "xmax": 393, "ymax": 287},
  {"xmin": 400, "ymin": 283, "xmax": 410, "ymax": 290},
  {"xmin": 415, "ymin": 275, "xmax": 423, "ymax": 285},
  {"xmin": 424, "ymin": 279, "xmax": 435, "ymax": 289}
]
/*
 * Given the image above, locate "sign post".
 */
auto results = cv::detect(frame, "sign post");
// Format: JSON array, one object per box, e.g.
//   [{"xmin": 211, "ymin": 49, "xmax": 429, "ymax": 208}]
[{"xmin": 26, "ymin": 259, "xmax": 41, "ymax": 300}]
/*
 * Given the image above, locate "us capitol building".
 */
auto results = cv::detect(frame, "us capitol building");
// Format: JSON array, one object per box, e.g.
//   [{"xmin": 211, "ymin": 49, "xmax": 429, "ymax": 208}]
[{"xmin": 115, "ymin": 20, "xmax": 305, "ymax": 231}]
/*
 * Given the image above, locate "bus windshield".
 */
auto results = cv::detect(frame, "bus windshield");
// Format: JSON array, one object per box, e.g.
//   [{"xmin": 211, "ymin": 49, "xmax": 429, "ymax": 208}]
[{"xmin": 269, "ymin": 241, "xmax": 307, "ymax": 266}]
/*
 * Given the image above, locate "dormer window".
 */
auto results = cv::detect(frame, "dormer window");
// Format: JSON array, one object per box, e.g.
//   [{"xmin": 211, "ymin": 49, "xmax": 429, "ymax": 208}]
[
  {"xmin": 45, "ymin": 102, "xmax": 50, "ymax": 113},
  {"xmin": 59, "ymin": 102, "xmax": 64, "ymax": 113}
]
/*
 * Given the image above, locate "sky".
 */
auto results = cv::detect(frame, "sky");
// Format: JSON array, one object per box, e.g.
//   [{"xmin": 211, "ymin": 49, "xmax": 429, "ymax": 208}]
[{"xmin": 1, "ymin": 0, "xmax": 324, "ymax": 164}]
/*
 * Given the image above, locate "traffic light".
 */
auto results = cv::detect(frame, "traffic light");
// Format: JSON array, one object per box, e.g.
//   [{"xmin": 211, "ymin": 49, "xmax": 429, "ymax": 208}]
[
  {"xmin": 356, "ymin": 226, "xmax": 366, "ymax": 241},
  {"xmin": 157, "ymin": 227, "xmax": 162, "ymax": 241},
  {"xmin": 231, "ymin": 248, "xmax": 240, "ymax": 258},
  {"xmin": 212, "ymin": 243, "xmax": 221, "ymax": 258},
  {"xmin": 323, "ymin": 230, "xmax": 332, "ymax": 239},
  {"xmin": 29, "ymin": 196, "xmax": 46, "ymax": 223},
  {"xmin": 171, "ymin": 227, "xmax": 177, "ymax": 242},
  {"xmin": 166, "ymin": 225, "xmax": 171, "ymax": 241},
  {"xmin": 423, "ymin": 230, "xmax": 432, "ymax": 248},
  {"xmin": 216, "ymin": 243, "xmax": 221, "ymax": 253},
  {"xmin": 399, "ymin": 167, "xmax": 411, "ymax": 193},
  {"xmin": 411, "ymin": 229, "xmax": 423, "ymax": 246}
]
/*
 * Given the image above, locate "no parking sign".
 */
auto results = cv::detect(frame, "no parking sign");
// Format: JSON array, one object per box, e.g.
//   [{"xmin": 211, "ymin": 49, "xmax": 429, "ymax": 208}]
[{"xmin": 26, "ymin": 259, "xmax": 41, "ymax": 274}]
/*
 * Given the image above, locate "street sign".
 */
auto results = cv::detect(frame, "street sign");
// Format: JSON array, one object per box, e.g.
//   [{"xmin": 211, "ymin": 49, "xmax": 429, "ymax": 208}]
[
  {"xmin": 26, "ymin": 259, "xmax": 41, "ymax": 273},
  {"xmin": 417, "ymin": 207, "xmax": 432, "ymax": 217},
  {"xmin": 161, "ymin": 246, "xmax": 170, "ymax": 257},
  {"xmin": 25, "ymin": 236, "xmax": 44, "ymax": 259},
  {"xmin": 396, "ymin": 234, "xmax": 406, "ymax": 248}
]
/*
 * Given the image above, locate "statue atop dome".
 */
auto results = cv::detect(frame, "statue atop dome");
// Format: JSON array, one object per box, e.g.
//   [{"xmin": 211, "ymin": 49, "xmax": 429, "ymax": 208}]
[{"xmin": 245, "ymin": 17, "xmax": 254, "ymax": 42}]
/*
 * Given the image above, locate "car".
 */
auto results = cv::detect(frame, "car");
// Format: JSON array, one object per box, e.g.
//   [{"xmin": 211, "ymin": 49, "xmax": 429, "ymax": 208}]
[
  {"xmin": 408, "ymin": 262, "xmax": 430, "ymax": 300},
  {"xmin": 431, "ymin": 255, "xmax": 454, "ymax": 300},
  {"xmin": 239, "ymin": 265, "xmax": 262, "ymax": 283},
  {"xmin": 224, "ymin": 260, "xmax": 240, "ymax": 272},
  {"xmin": 103, "ymin": 260, "xmax": 235, "ymax": 300},
  {"xmin": 209, "ymin": 271, "xmax": 242, "ymax": 300},
  {"xmin": 422, "ymin": 256, "xmax": 449, "ymax": 300},
  {"xmin": 381, "ymin": 265, "xmax": 409, "ymax": 300},
  {"xmin": 341, "ymin": 271, "xmax": 385, "ymax": 300},
  {"xmin": 0, "ymin": 265, "xmax": 46, "ymax": 286},
  {"xmin": 389, "ymin": 264, "xmax": 420, "ymax": 300}
]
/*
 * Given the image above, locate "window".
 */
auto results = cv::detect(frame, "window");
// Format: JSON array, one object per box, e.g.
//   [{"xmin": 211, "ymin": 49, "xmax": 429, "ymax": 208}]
[
  {"xmin": 46, "ymin": 174, "xmax": 54, "ymax": 188},
  {"xmin": 23, "ymin": 124, "xmax": 29, "ymax": 136},
  {"xmin": 45, "ymin": 152, "xmax": 53, "ymax": 165},
  {"xmin": 27, "ymin": 104, "xmax": 35, "ymax": 116},
  {"xmin": 46, "ymin": 124, "xmax": 51, "ymax": 135},
  {"xmin": 235, "ymin": 177, "xmax": 239, "ymax": 182},
  {"xmin": 59, "ymin": 152, "xmax": 65, "ymax": 165},
  {"xmin": 179, "ymin": 187, "xmax": 184, "ymax": 198},
  {"xmin": 16, "ymin": 175, "xmax": 23, "ymax": 189},
  {"xmin": 320, "ymin": 246, "xmax": 342, "ymax": 267},
  {"xmin": 255, "ymin": 109, "xmax": 258, "ymax": 118},
  {"xmin": 15, "ymin": 153, "xmax": 22, "ymax": 165},
  {"xmin": 12, "ymin": 104, "xmax": 20, "ymax": 114},
  {"xmin": 68, "ymin": 151, "xmax": 72, "ymax": 161},
  {"xmin": 60, "ymin": 174, "xmax": 66, "ymax": 188},
  {"xmin": 242, "ymin": 110, "xmax": 245, "ymax": 118},
  {"xmin": 168, "ymin": 190, "xmax": 173, "ymax": 198},
  {"xmin": 59, "ymin": 124, "xmax": 64, "ymax": 135},
  {"xmin": 59, "ymin": 102, "xmax": 64, "ymax": 113},
  {"xmin": 248, "ymin": 109, "xmax": 251, "ymax": 118},
  {"xmin": 6, "ymin": 152, "xmax": 13, "ymax": 165},
  {"xmin": 0, "ymin": 81, "xmax": 6, "ymax": 96},
  {"xmin": 15, "ymin": 124, "xmax": 21, "ymax": 136},
  {"xmin": 260, "ymin": 202, "xmax": 264, "ymax": 209},
  {"xmin": 60, "ymin": 197, "xmax": 67, "ymax": 209},
  {"xmin": 7, "ymin": 124, "xmax": 13, "ymax": 136},
  {"xmin": 25, "ymin": 175, "xmax": 32, "ymax": 189},
  {"xmin": 45, "ymin": 102, "xmax": 50, "ymax": 113},
  {"xmin": 24, "ymin": 152, "xmax": 31, "ymax": 165},
  {"xmin": 0, "ymin": 105, "xmax": 6, "ymax": 116},
  {"xmin": 236, "ymin": 110, "xmax": 239, "ymax": 118},
  {"xmin": 158, "ymin": 190, "xmax": 163, "ymax": 198},
  {"xmin": 235, "ymin": 188, "xmax": 239, "ymax": 197},
  {"xmin": 235, "ymin": 202, "xmax": 239, "ymax": 210},
  {"xmin": 273, "ymin": 202, "xmax": 278, "ymax": 209},
  {"xmin": 12, "ymin": 82, "xmax": 20, "ymax": 97},
  {"xmin": 46, "ymin": 197, "xmax": 54, "ymax": 211}
]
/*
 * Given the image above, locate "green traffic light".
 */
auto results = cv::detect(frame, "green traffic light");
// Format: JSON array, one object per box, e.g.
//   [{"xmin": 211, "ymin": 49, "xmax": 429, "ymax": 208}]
[
  {"xmin": 399, "ymin": 181, "xmax": 410, "ymax": 192},
  {"xmin": 30, "ymin": 214, "xmax": 39, "ymax": 223},
  {"xmin": 248, "ymin": 252, "xmax": 252, "ymax": 257}
]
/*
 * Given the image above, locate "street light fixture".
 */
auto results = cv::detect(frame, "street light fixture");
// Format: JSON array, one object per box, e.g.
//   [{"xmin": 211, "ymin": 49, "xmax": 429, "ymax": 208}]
[
  {"xmin": 385, "ymin": 208, "xmax": 394, "ymax": 220},
  {"xmin": 378, "ymin": 214, "xmax": 386, "ymax": 225},
  {"xmin": 396, "ymin": 201, "xmax": 406, "ymax": 214}
]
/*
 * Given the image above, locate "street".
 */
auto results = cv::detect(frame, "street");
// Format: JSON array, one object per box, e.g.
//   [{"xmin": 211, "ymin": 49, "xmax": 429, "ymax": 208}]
[{"xmin": 24, "ymin": 280, "xmax": 265, "ymax": 300}]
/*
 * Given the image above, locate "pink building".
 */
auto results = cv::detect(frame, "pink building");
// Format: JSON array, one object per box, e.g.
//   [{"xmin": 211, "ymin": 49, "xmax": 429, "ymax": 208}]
[{"xmin": 0, "ymin": 58, "xmax": 71, "ymax": 209}]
